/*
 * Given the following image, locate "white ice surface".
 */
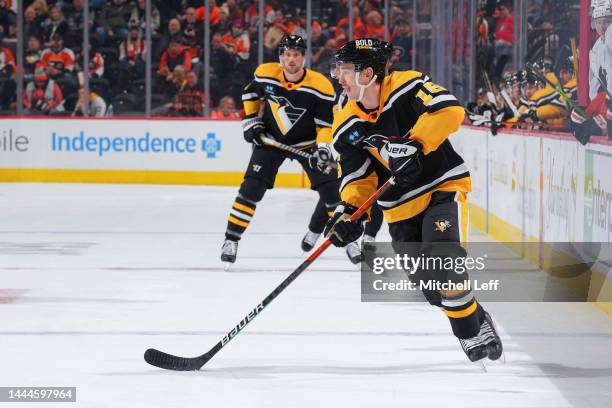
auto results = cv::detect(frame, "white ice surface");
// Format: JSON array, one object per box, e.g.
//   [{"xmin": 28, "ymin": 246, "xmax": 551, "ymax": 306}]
[{"xmin": 0, "ymin": 183, "xmax": 611, "ymax": 408}]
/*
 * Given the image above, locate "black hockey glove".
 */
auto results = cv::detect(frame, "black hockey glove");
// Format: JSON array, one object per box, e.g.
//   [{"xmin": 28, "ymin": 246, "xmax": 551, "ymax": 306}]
[
  {"xmin": 323, "ymin": 203, "xmax": 365, "ymax": 247},
  {"xmin": 385, "ymin": 137, "xmax": 423, "ymax": 188},
  {"xmin": 569, "ymin": 109, "xmax": 605, "ymax": 145},
  {"xmin": 242, "ymin": 117, "xmax": 265, "ymax": 146},
  {"xmin": 518, "ymin": 109, "xmax": 538, "ymax": 122},
  {"xmin": 308, "ymin": 143, "xmax": 336, "ymax": 174}
]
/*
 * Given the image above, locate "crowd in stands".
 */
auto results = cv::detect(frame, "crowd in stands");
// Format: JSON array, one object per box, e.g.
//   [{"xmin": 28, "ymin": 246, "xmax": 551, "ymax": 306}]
[
  {"xmin": 0, "ymin": 0, "xmax": 592, "ymax": 138},
  {"xmin": 0, "ymin": 0, "xmax": 420, "ymax": 117}
]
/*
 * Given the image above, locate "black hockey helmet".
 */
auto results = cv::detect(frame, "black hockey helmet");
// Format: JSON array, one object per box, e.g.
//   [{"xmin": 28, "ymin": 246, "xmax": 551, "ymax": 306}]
[
  {"xmin": 381, "ymin": 40, "xmax": 394, "ymax": 60},
  {"xmin": 279, "ymin": 35, "xmax": 306, "ymax": 55},
  {"xmin": 521, "ymin": 69, "xmax": 543, "ymax": 87},
  {"xmin": 532, "ymin": 58, "xmax": 553, "ymax": 73},
  {"xmin": 333, "ymin": 38, "xmax": 388, "ymax": 82}
]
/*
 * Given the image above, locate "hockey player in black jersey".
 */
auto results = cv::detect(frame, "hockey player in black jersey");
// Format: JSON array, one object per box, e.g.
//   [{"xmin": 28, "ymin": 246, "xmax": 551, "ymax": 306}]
[
  {"xmin": 302, "ymin": 42, "xmax": 395, "ymax": 256},
  {"xmin": 221, "ymin": 35, "xmax": 348, "ymax": 266},
  {"xmin": 324, "ymin": 38, "xmax": 503, "ymax": 363}
]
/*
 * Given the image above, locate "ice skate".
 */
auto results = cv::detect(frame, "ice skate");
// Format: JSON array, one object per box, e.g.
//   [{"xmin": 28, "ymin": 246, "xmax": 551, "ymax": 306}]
[
  {"xmin": 479, "ymin": 311, "xmax": 504, "ymax": 362},
  {"xmin": 458, "ymin": 334, "xmax": 489, "ymax": 364},
  {"xmin": 221, "ymin": 239, "xmax": 238, "ymax": 270},
  {"xmin": 362, "ymin": 234, "xmax": 376, "ymax": 253},
  {"xmin": 301, "ymin": 230, "xmax": 320, "ymax": 252},
  {"xmin": 345, "ymin": 241, "xmax": 362, "ymax": 264}
]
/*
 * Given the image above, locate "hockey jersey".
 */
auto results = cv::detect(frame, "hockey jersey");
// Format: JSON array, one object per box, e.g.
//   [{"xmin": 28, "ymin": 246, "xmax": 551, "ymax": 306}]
[
  {"xmin": 331, "ymin": 70, "xmax": 469, "ymax": 223},
  {"xmin": 241, "ymin": 63, "xmax": 336, "ymax": 148}
]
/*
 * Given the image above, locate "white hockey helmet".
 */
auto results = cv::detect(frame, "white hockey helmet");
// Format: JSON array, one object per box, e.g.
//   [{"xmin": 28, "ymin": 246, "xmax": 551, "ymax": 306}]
[{"xmin": 591, "ymin": 0, "xmax": 612, "ymax": 19}]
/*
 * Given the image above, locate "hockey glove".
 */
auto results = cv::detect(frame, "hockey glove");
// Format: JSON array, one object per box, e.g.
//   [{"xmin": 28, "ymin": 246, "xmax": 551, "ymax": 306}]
[
  {"xmin": 308, "ymin": 143, "xmax": 336, "ymax": 174},
  {"xmin": 569, "ymin": 109, "xmax": 605, "ymax": 145},
  {"xmin": 518, "ymin": 109, "xmax": 538, "ymax": 122},
  {"xmin": 385, "ymin": 137, "xmax": 423, "ymax": 188},
  {"xmin": 242, "ymin": 117, "xmax": 265, "ymax": 146},
  {"xmin": 323, "ymin": 203, "xmax": 365, "ymax": 247}
]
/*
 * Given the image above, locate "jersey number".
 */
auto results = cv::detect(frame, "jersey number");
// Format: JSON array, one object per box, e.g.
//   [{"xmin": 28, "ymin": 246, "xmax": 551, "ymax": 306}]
[{"xmin": 416, "ymin": 82, "xmax": 447, "ymax": 105}]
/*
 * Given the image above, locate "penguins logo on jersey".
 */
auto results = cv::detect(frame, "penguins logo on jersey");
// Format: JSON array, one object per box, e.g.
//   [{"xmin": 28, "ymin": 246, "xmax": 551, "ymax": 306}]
[
  {"xmin": 435, "ymin": 220, "xmax": 452, "ymax": 232},
  {"xmin": 268, "ymin": 95, "xmax": 306, "ymax": 135}
]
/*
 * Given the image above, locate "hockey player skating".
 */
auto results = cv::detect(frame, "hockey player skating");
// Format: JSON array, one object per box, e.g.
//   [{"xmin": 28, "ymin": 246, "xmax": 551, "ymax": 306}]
[
  {"xmin": 221, "ymin": 35, "xmax": 352, "ymax": 267},
  {"xmin": 301, "ymin": 42, "xmax": 396, "ymax": 256},
  {"xmin": 324, "ymin": 38, "xmax": 503, "ymax": 363}
]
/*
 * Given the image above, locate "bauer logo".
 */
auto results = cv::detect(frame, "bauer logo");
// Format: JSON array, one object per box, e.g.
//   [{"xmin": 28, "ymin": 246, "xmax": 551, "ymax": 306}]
[{"xmin": 221, "ymin": 302, "xmax": 264, "ymax": 346}]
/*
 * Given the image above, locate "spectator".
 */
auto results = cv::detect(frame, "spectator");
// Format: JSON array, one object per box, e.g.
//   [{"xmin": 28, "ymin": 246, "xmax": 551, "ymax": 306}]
[
  {"xmin": 364, "ymin": 10, "xmax": 385, "ymax": 40},
  {"xmin": 0, "ymin": 0, "xmax": 16, "ymax": 41},
  {"xmin": 24, "ymin": 6, "xmax": 42, "ymax": 39},
  {"xmin": 0, "ymin": 37, "xmax": 15, "ymax": 109},
  {"xmin": 72, "ymin": 87, "xmax": 107, "ymax": 116},
  {"xmin": 222, "ymin": 19, "xmax": 251, "ymax": 62},
  {"xmin": 43, "ymin": 5, "xmax": 69, "ymax": 45},
  {"xmin": 181, "ymin": 7, "xmax": 203, "ymax": 46},
  {"xmin": 31, "ymin": 0, "xmax": 49, "ymax": 23},
  {"xmin": 310, "ymin": 20, "xmax": 329, "ymax": 53},
  {"xmin": 24, "ymin": 67, "xmax": 65, "ymax": 115},
  {"xmin": 46, "ymin": 60, "xmax": 74, "ymax": 90},
  {"xmin": 95, "ymin": 0, "xmax": 131, "ymax": 46},
  {"xmin": 157, "ymin": 18, "xmax": 182, "ymax": 58},
  {"xmin": 245, "ymin": 1, "xmax": 275, "ymax": 27},
  {"xmin": 219, "ymin": 0, "xmax": 243, "ymax": 24},
  {"xmin": 130, "ymin": 0, "xmax": 160, "ymax": 36},
  {"xmin": 211, "ymin": 95, "xmax": 239, "ymax": 119},
  {"xmin": 196, "ymin": 1, "xmax": 222, "ymax": 28},
  {"xmin": 41, "ymin": 33, "xmax": 76, "ymax": 72},
  {"xmin": 170, "ymin": 70, "xmax": 204, "ymax": 116},
  {"xmin": 158, "ymin": 35, "xmax": 192, "ymax": 91},
  {"xmin": 210, "ymin": 31, "xmax": 238, "ymax": 101},
  {"xmin": 75, "ymin": 41, "xmax": 104, "ymax": 79},
  {"xmin": 391, "ymin": 19, "xmax": 414, "ymax": 66},
  {"xmin": 118, "ymin": 20, "xmax": 146, "ymax": 90},
  {"xmin": 0, "ymin": 36, "xmax": 15, "ymax": 76},
  {"xmin": 492, "ymin": 1, "xmax": 514, "ymax": 80},
  {"xmin": 311, "ymin": 37, "xmax": 337, "ymax": 76},
  {"xmin": 335, "ymin": 4, "xmax": 366, "ymax": 41},
  {"xmin": 24, "ymin": 35, "xmax": 43, "ymax": 78},
  {"xmin": 65, "ymin": 0, "xmax": 88, "ymax": 51}
]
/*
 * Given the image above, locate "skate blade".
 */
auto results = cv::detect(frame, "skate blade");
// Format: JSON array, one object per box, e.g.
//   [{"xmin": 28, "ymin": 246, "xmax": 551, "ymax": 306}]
[
  {"xmin": 477, "ymin": 360, "xmax": 488, "ymax": 373},
  {"xmin": 223, "ymin": 262, "xmax": 232, "ymax": 272}
]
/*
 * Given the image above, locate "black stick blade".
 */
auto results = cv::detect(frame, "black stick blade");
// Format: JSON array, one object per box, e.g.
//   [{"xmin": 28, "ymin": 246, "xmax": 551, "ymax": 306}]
[{"xmin": 144, "ymin": 348, "xmax": 207, "ymax": 371}]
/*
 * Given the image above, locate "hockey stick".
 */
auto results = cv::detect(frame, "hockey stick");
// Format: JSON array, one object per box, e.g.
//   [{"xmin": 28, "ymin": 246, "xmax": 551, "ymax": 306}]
[
  {"xmin": 500, "ymin": 89, "xmax": 519, "ymax": 117},
  {"xmin": 260, "ymin": 135, "xmax": 338, "ymax": 171},
  {"xmin": 144, "ymin": 178, "xmax": 395, "ymax": 371}
]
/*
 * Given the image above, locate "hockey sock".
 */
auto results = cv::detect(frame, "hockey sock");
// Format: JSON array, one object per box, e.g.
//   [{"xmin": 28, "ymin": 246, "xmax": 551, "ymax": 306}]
[{"xmin": 225, "ymin": 195, "xmax": 257, "ymax": 241}]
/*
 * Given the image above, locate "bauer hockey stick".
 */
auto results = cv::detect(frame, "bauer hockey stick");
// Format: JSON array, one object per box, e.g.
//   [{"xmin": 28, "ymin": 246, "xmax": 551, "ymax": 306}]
[
  {"xmin": 260, "ymin": 135, "xmax": 338, "ymax": 171},
  {"xmin": 144, "ymin": 178, "xmax": 396, "ymax": 371}
]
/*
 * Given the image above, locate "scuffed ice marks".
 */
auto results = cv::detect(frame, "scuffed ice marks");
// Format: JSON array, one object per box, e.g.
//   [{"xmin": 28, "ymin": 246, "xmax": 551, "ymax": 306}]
[{"xmin": 0, "ymin": 242, "xmax": 97, "ymax": 255}]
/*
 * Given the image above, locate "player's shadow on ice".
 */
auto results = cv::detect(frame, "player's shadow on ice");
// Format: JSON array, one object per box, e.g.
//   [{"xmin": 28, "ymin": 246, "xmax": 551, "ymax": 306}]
[
  {"xmin": 192, "ymin": 363, "xmax": 484, "ymax": 378},
  {"xmin": 101, "ymin": 362, "xmax": 486, "ymax": 378}
]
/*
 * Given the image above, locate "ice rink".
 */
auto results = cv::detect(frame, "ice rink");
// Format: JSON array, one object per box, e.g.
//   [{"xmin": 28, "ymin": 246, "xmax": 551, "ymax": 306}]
[{"xmin": 1, "ymin": 183, "xmax": 611, "ymax": 408}]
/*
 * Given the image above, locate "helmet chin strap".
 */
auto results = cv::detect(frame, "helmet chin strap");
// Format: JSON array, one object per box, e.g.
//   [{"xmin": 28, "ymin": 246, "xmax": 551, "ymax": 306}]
[{"xmin": 354, "ymin": 71, "xmax": 378, "ymax": 102}]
